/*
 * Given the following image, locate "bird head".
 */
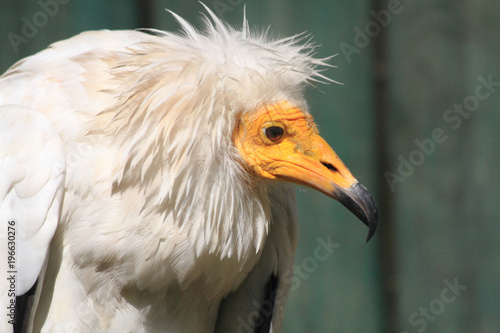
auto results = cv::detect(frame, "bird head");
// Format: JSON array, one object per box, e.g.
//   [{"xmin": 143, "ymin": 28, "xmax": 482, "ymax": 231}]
[{"xmin": 233, "ymin": 101, "xmax": 378, "ymax": 242}]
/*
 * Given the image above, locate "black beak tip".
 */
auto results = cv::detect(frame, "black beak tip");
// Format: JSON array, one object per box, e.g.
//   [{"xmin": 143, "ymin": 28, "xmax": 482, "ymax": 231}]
[
  {"xmin": 360, "ymin": 184, "xmax": 378, "ymax": 243},
  {"xmin": 335, "ymin": 182, "xmax": 378, "ymax": 243},
  {"xmin": 365, "ymin": 213, "xmax": 378, "ymax": 243}
]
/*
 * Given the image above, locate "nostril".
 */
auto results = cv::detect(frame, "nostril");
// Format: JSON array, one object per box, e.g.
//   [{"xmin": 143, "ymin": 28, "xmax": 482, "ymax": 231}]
[{"xmin": 321, "ymin": 161, "xmax": 338, "ymax": 173}]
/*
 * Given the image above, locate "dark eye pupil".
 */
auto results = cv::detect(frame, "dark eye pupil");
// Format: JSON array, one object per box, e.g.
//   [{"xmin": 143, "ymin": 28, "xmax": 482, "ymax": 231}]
[{"xmin": 265, "ymin": 126, "xmax": 284, "ymax": 142}]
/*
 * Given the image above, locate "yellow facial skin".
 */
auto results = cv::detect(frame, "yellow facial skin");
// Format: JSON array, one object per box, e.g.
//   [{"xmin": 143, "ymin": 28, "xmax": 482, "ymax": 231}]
[{"xmin": 233, "ymin": 101, "xmax": 357, "ymax": 196}]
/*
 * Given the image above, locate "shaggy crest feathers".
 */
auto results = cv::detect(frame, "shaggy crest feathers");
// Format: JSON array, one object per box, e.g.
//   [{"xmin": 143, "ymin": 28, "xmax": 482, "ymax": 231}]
[{"xmin": 101, "ymin": 4, "xmax": 333, "ymax": 187}]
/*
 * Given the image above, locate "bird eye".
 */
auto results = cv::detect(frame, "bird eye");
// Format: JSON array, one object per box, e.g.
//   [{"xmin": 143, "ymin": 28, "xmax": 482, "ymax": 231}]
[{"xmin": 264, "ymin": 126, "xmax": 284, "ymax": 142}]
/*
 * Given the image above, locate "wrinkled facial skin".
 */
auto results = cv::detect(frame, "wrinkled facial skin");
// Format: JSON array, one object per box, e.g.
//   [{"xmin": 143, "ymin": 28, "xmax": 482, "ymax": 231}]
[{"xmin": 233, "ymin": 101, "xmax": 356, "ymax": 192}]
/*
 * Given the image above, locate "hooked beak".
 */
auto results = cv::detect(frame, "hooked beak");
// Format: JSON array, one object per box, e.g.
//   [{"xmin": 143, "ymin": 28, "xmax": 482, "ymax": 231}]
[{"xmin": 276, "ymin": 134, "xmax": 379, "ymax": 242}]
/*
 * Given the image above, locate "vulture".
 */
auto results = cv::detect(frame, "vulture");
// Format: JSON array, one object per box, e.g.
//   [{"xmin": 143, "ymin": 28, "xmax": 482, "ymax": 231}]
[{"xmin": 0, "ymin": 6, "xmax": 377, "ymax": 333}]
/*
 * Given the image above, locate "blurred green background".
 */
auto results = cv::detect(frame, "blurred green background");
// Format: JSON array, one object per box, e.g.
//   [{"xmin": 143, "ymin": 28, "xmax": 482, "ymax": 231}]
[{"xmin": 1, "ymin": 0, "xmax": 499, "ymax": 332}]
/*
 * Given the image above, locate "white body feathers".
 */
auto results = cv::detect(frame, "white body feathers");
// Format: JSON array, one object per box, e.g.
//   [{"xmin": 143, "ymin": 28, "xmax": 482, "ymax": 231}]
[{"xmin": 0, "ymin": 105, "xmax": 65, "ymax": 332}]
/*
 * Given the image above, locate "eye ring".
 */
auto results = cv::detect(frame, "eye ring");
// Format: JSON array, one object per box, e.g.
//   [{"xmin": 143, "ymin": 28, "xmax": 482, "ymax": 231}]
[{"xmin": 261, "ymin": 123, "xmax": 286, "ymax": 144}]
